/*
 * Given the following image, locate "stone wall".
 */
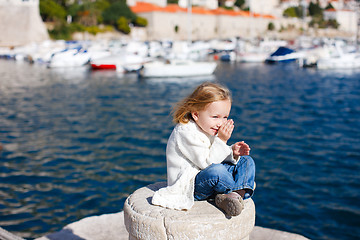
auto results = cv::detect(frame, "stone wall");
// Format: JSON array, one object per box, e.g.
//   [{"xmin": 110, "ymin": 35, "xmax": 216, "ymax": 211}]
[
  {"xmin": 136, "ymin": 11, "xmax": 305, "ymax": 41},
  {"xmin": 0, "ymin": 3, "xmax": 49, "ymax": 47}
]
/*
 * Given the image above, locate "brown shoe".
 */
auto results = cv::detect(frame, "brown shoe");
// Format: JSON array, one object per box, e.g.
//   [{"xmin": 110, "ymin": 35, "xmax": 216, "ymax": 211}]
[{"xmin": 215, "ymin": 193, "xmax": 244, "ymax": 216}]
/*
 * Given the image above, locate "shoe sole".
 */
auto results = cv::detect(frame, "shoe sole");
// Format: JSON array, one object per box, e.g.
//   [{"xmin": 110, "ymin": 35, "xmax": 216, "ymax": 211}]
[{"xmin": 215, "ymin": 194, "xmax": 244, "ymax": 216}]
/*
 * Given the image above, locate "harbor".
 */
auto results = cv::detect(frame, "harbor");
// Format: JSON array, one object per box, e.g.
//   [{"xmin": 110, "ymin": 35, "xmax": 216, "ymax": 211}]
[
  {"xmin": 0, "ymin": 58, "xmax": 359, "ymax": 239},
  {"xmin": 0, "ymin": 0, "xmax": 360, "ymax": 239}
]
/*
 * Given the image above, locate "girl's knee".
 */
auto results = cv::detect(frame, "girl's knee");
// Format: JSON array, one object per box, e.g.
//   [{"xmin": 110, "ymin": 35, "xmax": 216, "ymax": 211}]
[
  {"xmin": 203, "ymin": 164, "xmax": 227, "ymax": 176},
  {"xmin": 242, "ymin": 155, "xmax": 255, "ymax": 168}
]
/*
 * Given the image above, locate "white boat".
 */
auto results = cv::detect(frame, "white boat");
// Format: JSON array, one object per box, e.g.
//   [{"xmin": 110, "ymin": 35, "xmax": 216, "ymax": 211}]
[
  {"xmin": 139, "ymin": 59, "xmax": 217, "ymax": 78},
  {"xmin": 298, "ymin": 45, "xmax": 332, "ymax": 68},
  {"xmin": 317, "ymin": 53, "xmax": 360, "ymax": 69},
  {"xmin": 90, "ymin": 53, "xmax": 148, "ymax": 72},
  {"xmin": 237, "ymin": 51, "xmax": 269, "ymax": 63},
  {"xmin": 210, "ymin": 38, "xmax": 237, "ymax": 53},
  {"xmin": 219, "ymin": 39, "xmax": 288, "ymax": 63},
  {"xmin": 47, "ymin": 40, "xmax": 113, "ymax": 68},
  {"xmin": 316, "ymin": 41, "xmax": 360, "ymax": 69},
  {"xmin": 265, "ymin": 46, "xmax": 306, "ymax": 63},
  {"xmin": 166, "ymin": 41, "xmax": 211, "ymax": 61},
  {"xmin": 48, "ymin": 48, "xmax": 91, "ymax": 68},
  {"xmin": 238, "ymin": 39, "xmax": 287, "ymax": 63}
]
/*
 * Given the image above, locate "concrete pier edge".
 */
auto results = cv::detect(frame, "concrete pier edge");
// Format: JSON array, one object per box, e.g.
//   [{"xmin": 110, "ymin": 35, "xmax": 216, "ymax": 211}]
[
  {"xmin": 33, "ymin": 181, "xmax": 310, "ymax": 240},
  {"xmin": 32, "ymin": 211, "xmax": 309, "ymax": 240},
  {"xmin": 1, "ymin": 183, "xmax": 309, "ymax": 240}
]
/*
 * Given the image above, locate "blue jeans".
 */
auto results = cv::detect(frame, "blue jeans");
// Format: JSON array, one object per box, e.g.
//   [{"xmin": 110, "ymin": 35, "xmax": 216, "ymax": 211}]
[{"xmin": 194, "ymin": 156, "xmax": 255, "ymax": 201}]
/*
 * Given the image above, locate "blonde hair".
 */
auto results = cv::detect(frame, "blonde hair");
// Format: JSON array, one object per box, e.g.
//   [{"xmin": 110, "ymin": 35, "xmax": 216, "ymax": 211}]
[{"xmin": 173, "ymin": 82, "xmax": 232, "ymax": 124}]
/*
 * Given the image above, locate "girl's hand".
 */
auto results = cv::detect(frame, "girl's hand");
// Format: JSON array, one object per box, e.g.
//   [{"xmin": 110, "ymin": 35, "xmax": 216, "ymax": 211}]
[
  {"xmin": 217, "ymin": 119, "xmax": 234, "ymax": 143},
  {"xmin": 232, "ymin": 141, "xmax": 251, "ymax": 159}
]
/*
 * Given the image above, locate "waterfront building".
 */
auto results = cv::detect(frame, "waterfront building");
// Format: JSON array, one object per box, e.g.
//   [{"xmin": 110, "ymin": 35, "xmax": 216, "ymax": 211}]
[
  {"xmin": 324, "ymin": 8, "xmax": 358, "ymax": 33},
  {"xmin": 178, "ymin": 0, "xmax": 218, "ymax": 9},
  {"xmin": 0, "ymin": 0, "xmax": 38, "ymax": 5},
  {"xmin": 0, "ymin": 0, "xmax": 49, "ymax": 46},
  {"xmin": 127, "ymin": 0, "xmax": 167, "ymax": 7},
  {"xmin": 129, "ymin": 2, "xmax": 303, "ymax": 41},
  {"xmin": 248, "ymin": 0, "xmax": 280, "ymax": 15}
]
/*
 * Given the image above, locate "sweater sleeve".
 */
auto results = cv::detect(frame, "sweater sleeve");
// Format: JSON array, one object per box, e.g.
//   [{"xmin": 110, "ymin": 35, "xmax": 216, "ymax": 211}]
[
  {"xmin": 223, "ymin": 144, "xmax": 240, "ymax": 165},
  {"xmin": 175, "ymin": 128, "xmax": 232, "ymax": 170}
]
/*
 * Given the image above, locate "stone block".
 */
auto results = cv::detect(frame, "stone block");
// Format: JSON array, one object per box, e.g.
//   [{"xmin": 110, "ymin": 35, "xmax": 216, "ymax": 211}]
[{"xmin": 124, "ymin": 182, "xmax": 255, "ymax": 240}]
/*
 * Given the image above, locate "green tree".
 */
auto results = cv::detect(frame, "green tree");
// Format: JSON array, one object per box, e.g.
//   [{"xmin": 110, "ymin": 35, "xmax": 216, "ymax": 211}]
[
  {"xmin": 325, "ymin": 3, "xmax": 334, "ymax": 10},
  {"xmin": 326, "ymin": 19, "xmax": 339, "ymax": 29},
  {"xmin": 267, "ymin": 22, "xmax": 275, "ymax": 31},
  {"xmin": 218, "ymin": 0, "xmax": 226, "ymax": 7},
  {"xmin": 117, "ymin": 16, "xmax": 131, "ymax": 34},
  {"xmin": 40, "ymin": 0, "xmax": 67, "ymax": 21},
  {"xmin": 134, "ymin": 17, "xmax": 148, "ymax": 27},
  {"xmin": 234, "ymin": 0, "xmax": 245, "ymax": 9},
  {"xmin": 102, "ymin": 0, "xmax": 136, "ymax": 25},
  {"xmin": 308, "ymin": 1, "xmax": 323, "ymax": 17},
  {"xmin": 67, "ymin": 0, "xmax": 110, "ymax": 26},
  {"xmin": 283, "ymin": 7, "xmax": 301, "ymax": 18}
]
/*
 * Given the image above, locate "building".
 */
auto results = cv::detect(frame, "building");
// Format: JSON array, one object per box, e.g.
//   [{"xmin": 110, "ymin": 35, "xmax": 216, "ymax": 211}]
[
  {"xmin": 0, "ymin": 0, "xmax": 38, "ymax": 5},
  {"xmin": 178, "ymin": 0, "xmax": 218, "ymax": 9},
  {"xmin": 0, "ymin": 0, "xmax": 49, "ymax": 46},
  {"xmin": 127, "ymin": 0, "xmax": 167, "ymax": 7},
  {"xmin": 129, "ymin": 2, "xmax": 303, "ymax": 41},
  {"xmin": 324, "ymin": 8, "xmax": 358, "ymax": 33},
  {"xmin": 248, "ymin": 0, "xmax": 280, "ymax": 15}
]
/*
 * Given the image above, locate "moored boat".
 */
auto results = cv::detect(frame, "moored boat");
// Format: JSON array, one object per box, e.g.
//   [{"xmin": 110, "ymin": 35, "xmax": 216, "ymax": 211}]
[
  {"xmin": 316, "ymin": 41, "xmax": 360, "ymax": 69},
  {"xmin": 265, "ymin": 46, "xmax": 305, "ymax": 63},
  {"xmin": 139, "ymin": 59, "xmax": 217, "ymax": 78},
  {"xmin": 317, "ymin": 52, "xmax": 360, "ymax": 69},
  {"xmin": 90, "ymin": 53, "xmax": 147, "ymax": 72}
]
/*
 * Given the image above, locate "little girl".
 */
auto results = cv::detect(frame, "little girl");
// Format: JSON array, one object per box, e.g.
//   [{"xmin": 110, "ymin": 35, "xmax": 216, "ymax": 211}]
[{"xmin": 152, "ymin": 82, "xmax": 255, "ymax": 216}]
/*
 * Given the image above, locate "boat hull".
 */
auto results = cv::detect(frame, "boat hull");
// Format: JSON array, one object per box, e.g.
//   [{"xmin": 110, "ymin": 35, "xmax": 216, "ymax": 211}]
[
  {"xmin": 140, "ymin": 60, "xmax": 217, "ymax": 78},
  {"xmin": 317, "ymin": 54, "xmax": 360, "ymax": 69},
  {"xmin": 90, "ymin": 54, "xmax": 144, "ymax": 72}
]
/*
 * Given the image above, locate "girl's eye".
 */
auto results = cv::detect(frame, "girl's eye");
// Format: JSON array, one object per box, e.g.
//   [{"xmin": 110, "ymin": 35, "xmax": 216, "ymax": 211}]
[{"xmin": 212, "ymin": 116, "xmax": 218, "ymax": 118}]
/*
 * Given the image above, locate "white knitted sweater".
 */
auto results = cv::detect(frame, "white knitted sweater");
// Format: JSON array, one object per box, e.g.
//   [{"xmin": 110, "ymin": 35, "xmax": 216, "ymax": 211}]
[{"xmin": 152, "ymin": 120, "xmax": 238, "ymax": 210}]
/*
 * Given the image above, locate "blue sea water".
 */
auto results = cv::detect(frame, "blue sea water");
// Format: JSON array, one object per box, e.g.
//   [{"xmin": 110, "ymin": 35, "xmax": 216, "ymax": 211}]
[{"xmin": 0, "ymin": 59, "xmax": 359, "ymax": 239}]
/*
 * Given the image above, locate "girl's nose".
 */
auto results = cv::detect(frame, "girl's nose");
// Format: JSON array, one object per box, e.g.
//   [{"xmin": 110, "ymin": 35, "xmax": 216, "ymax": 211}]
[{"xmin": 218, "ymin": 120, "xmax": 225, "ymax": 127}]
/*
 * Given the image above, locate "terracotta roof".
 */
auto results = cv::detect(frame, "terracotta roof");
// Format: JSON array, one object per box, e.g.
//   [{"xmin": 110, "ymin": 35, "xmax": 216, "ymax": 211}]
[
  {"xmin": 130, "ymin": 2, "xmax": 276, "ymax": 19},
  {"xmin": 130, "ymin": 2, "xmax": 163, "ymax": 13}
]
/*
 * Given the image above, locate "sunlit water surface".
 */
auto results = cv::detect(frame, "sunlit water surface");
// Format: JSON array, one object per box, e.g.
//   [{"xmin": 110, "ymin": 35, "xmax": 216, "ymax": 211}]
[{"xmin": 0, "ymin": 59, "xmax": 359, "ymax": 239}]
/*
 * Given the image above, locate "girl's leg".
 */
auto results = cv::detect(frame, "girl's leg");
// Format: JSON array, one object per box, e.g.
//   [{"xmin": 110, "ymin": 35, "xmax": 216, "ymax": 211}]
[
  {"xmin": 194, "ymin": 163, "xmax": 246, "ymax": 216},
  {"xmin": 194, "ymin": 163, "xmax": 236, "ymax": 201},
  {"xmin": 223, "ymin": 155, "xmax": 256, "ymax": 199}
]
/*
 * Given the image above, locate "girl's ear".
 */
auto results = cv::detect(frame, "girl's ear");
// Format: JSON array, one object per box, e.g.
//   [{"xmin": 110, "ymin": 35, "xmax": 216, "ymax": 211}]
[{"xmin": 191, "ymin": 111, "xmax": 199, "ymax": 121}]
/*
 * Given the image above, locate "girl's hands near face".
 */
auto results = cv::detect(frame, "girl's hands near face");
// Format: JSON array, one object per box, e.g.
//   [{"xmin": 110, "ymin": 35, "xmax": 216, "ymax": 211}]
[
  {"xmin": 232, "ymin": 141, "xmax": 251, "ymax": 159},
  {"xmin": 217, "ymin": 119, "xmax": 234, "ymax": 143}
]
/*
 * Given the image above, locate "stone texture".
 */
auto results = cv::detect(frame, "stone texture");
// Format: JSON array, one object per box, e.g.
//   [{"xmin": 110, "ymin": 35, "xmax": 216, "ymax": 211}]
[
  {"xmin": 34, "ymin": 184, "xmax": 310, "ymax": 240},
  {"xmin": 250, "ymin": 226, "xmax": 309, "ymax": 240},
  {"xmin": 124, "ymin": 182, "xmax": 256, "ymax": 240},
  {"xmin": 35, "ymin": 212, "xmax": 310, "ymax": 240},
  {"xmin": 36, "ymin": 212, "xmax": 128, "ymax": 240},
  {"xmin": 0, "ymin": 4, "xmax": 49, "ymax": 47}
]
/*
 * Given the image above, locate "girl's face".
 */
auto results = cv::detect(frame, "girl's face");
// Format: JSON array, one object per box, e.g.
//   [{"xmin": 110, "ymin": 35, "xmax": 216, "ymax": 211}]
[{"xmin": 191, "ymin": 99, "xmax": 231, "ymax": 136}]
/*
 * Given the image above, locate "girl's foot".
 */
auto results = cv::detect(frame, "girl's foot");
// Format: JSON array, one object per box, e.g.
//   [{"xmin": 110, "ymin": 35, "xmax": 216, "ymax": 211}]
[{"xmin": 215, "ymin": 192, "xmax": 244, "ymax": 216}]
